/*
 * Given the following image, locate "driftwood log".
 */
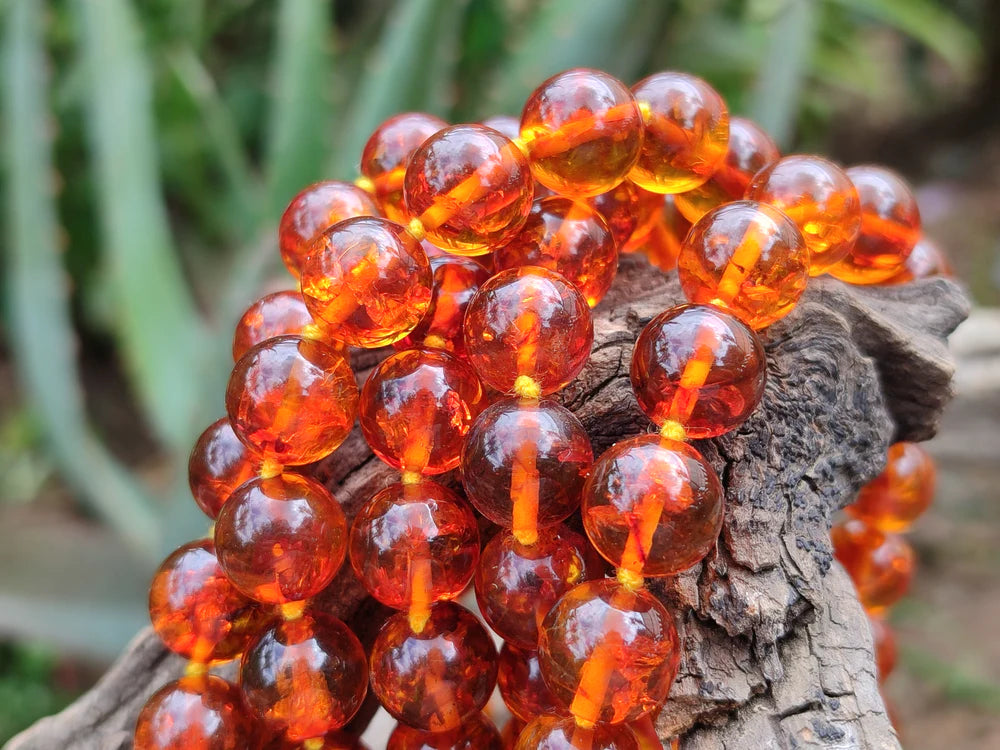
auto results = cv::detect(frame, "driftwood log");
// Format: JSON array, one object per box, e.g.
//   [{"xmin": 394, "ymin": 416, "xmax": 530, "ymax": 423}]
[{"xmin": 7, "ymin": 256, "xmax": 970, "ymax": 750}]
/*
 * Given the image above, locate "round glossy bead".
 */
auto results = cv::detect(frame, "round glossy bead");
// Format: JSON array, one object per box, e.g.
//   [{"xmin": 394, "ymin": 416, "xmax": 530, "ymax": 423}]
[
  {"xmin": 349, "ymin": 481, "xmax": 480, "ymax": 611},
  {"xmin": 520, "ymin": 68, "xmax": 643, "ymax": 198},
  {"xmin": 501, "ymin": 718, "xmax": 526, "ymax": 750},
  {"xmin": 632, "ymin": 195, "xmax": 691, "ymax": 272},
  {"xmin": 361, "ymin": 112, "xmax": 449, "ymax": 223},
  {"xmin": 464, "ymin": 267, "xmax": 593, "ymax": 395},
  {"xmin": 226, "ymin": 336, "xmax": 358, "ymax": 466},
  {"xmin": 215, "ymin": 473, "xmax": 347, "ymax": 604},
  {"xmin": 188, "ymin": 418, "xmax": 260, "ymax": 519},
  {"xmin": 241, "ymin": 613, "xmax": 367, "ymax": 741},
  {"xmin": 481, "ymin": 115, "xmax": 521, "ymax": 141},
  {"xmin": 275, "ymin": 733, "xmax": 368, "ymax": 750},
  {"xmin": 387, "ymin": 713, "xmax": 502, "ymax": 750},
  {"xmin": 619, "ymin": 188, "xmax": 667, "ymax": 254},
  {"xmin": 360, "ymin": 349, "xmax": 483, "ymax": 474},
  {"xmin": 747, "ymin": 155, "xmax": 862, "ymax": 275},
  {"xmin": 587, "ymin": 181, "xmax": 643, "ymax": 249},
  {"xmin": 279, "ymin": 181, "xmax": 380, "ymax": 277},
  {"xmin": 539, "ymin": 579, "xmax": 681, "ymax": 725},
  {"xmin": 847, "ymin": 442, "xmax": 936, "ymax": 532},
  {"xmin": 404, "ymin": 124, "xmax": 534, "ymax": 254},
  {"xmin": 582, "ymin": 435, "xmax": 724, "ymax": 577},
  {"xmin": 233, "ymin": 290, "xmax": 316, "ymax": 362},
  {"xmin": 831, "ymin": 519, "xmax": 915, "ymax": 612},
  {"xmin": 884, "ymin": 236, "xmax": 952, "ymax": 284},
  {"xmin": 869, "ymin": 615, "xmax": 898, "ymax": 682},
  {"xmin": 514, "ymin": 716, "xmax": 639, "ymax": 750},
  {"xmin": 498, "ymin": 644, "xmax": 563, "ymax": 721},
  {"xmin": 149, "ymin": 541, "xmax": 261, "ymax": 664},
  {"xmin": 134, "ymin": 675, "xmax": 256, "ymax": 750},
  {"xmin": 369, "ymin": 602, "xmax": 498, "ymax": 732},
  {"xmin": 629, "ymin": 72, "xmax": 729, "ymax": 194},
  {"xmin": 630, "ymin": 304, "xmax": 767, "ymax": 438},
  {"xmin": 300, "ymin": 217, "xmax": 433, "ymax": 347},
  {"xmin": 677, "ymin": 200, "xmax": 810, "ymax": 330},
  {"xmin": 494, "ymin": 197, "xmax": 618, "ymax": 307}
]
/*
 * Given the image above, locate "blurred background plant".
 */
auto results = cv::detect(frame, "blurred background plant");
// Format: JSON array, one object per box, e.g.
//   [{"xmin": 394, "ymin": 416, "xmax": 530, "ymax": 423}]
[{"xmin": 1, "ymin": 0, "xmax": 998, "ymax": 744}]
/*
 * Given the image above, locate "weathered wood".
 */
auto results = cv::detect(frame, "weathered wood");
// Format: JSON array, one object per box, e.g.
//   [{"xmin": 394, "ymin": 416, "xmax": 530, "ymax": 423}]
[{"xmin": 6, "ymin": 256, "xmax": 970, "ymax": 750}]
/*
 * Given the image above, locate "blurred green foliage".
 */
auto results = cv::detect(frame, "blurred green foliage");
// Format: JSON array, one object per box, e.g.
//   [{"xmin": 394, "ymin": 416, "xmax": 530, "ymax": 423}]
[{"xmin": 0, "ymin": 642, "xmax": 76, "ymax": 743}]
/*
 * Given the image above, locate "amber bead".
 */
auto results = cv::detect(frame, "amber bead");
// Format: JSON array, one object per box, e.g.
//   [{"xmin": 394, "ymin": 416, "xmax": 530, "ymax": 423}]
[
  {"xmin": 464, "ymin": 267, "xmax": 593, "ymax": 395},
  {"xmin": 361, "ymin": 112, "xmax": 449, "ymax": 223},
  {"xmin": 629, "ymin": 72, "xmax": 729, "ymax": 194},
  {"xmin": 300, "ymin": 217, "xmax": 433, "ymax": 347},
  {"xmin": 883, "ymin": 236, "xmax": 952, "ymax": 284},
  {"xmin": 149, "ymin": 540, "xmax": 261, "ymax": 664},
  {"xmin": 519, "ymin": 68, "xmax": 643, "ymax": 198},
  {"xmin": 215, "ymin": 473, "xmax": 347, "ymax": 604},
  {"xmin": 494, "ymin": 197, "xmax": 618, "ymax": 307},
  {"xmin": 226, "ymin": 336, "xmax": 358, "ymax": 466},
  {"xmin": 360, "ymin": 349, "xmax": 483, "ymax": 474},
  {"xmin": 404, "ymin": 124, "xmax": 534, "ymax": 254},
  {"xmin": 675, "ymin": 116, "xmax": 780, "ymax": 224},
  {"xmin": 630, "ymin": 304, "xmax": 766, "ymax": 438},
  {"xmin": 539, "ymin": 579, "xmax": 680, "ymax": 725},
  {"xmin": 349, "ymin": 481, "xmax": 480, "ymax": 619},
  {"xmin": 369, "ymin": 602, "xmax": 498, "ymax": 732},
  {"xmin": 387, "ymin": 713, "xmax": 502, "ymax": 750},
  {"xmin": 498, "ymin": 644, "xmax": 563, "ymax": 721},
  {"xmin": 677, "ymin": 200, "xmax": 810, "ymax": 329},
  {"xmin": 501, "ymin": 719, "xmax": 526, "ymax": 750},
  {"xmin": 233, "ymin": 291, "xmax": 316, "ymax": 362},
  {"xmin": 275, "ymin": 733, "xmax": 367, "ymax": 750},
  {"xmin": 629, "ymin": 716, "xmax": 664, "ymax": 750},
  {"xmin": 633, "ymin": 195, "xmax": 691, "ymax": 272},
  {"xmin": 189, "ymin": 418, "xmax": 260, "ymax": 519},
  {"xmin": 869, "ymin": 615, "xmax": 898, "ymax": 682},
  {"xmin": 134, "ymin": 675, "xmax": 257, "ymax": 750},
  {"xmin": 241, "ymin": 613, "xmax": 367, "ymax": 741},
  {"xmin": 582, "ymin": 435, "xmax": 724, "ymax": 577},
  {"xmin": 481, "ymin": 115, "xmax": 521, "ymax": 141},
  {"xmin": 278, "ymin": 181, "xmax": 380, "ymax": 277},
  {"xmin": 831, "ymin": 519, "xmax": 915, "ymax": 612},
  {"xmin": 587, "ymin": 181, "xmax": 643, "ymax": 250},
  {"xmin": 618, "ymin": 188, "xmax": 667, "ymax": 254},
  {"xmin": 847, "ymin": 442, "xmax": 936, "ymax": 532},
  {"xmin": 747, "ymin": 155, "xmax": 862, "ymax": 275},
  {"xmin": 514, "ymin": 716, "xmax": 639, "ymax": 750},
  {"xmin": 475, "ymin": 526, "xmax": 593, "ymax": 648}
]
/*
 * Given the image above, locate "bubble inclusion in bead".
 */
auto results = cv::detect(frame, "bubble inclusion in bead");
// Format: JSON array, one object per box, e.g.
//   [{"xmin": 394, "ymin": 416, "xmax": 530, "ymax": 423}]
[
  {"xmin": 188, "ymin": 418, "xmax": 260, "ymax": 519},
  {"xmin": 514, "ymin": 715, "xmax": 639, "ymax": 750},
  {"xmin": 831, "ymin": 519, "xmax": 915, "ymax": 612},
  {"xmin": 846, "ymin": 441, "xmax": 936, "ymax": 532},
  {"xmin": 387, "ymin": 712, "xmax": 503, "ymax": 750},
  {"xmin": 232, "ymin": 290, "xmax": 316, "ymax": 362},
  {"xmin": 498, "ymin": 643, "xmax": 564, "ymax": 721}
]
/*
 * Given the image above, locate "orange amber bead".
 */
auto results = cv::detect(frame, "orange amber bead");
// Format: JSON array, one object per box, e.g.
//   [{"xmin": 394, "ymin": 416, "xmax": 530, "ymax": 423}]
[
  {"xmin": 233, "ymin": 291, "xmax": 316, "ymax": 362},
  {"xmin": 277, "ymin": 733, "xmax": 368, "ymax": 750},
  {"xmin": 134, "ymin": 675, "xmax": 256, "ymax": 750},
  {"xmin": 582, "ymin": 435, "xmax": 724, "ymax": 577},
  {"xmin": 215, "ymin": 473, "xmax": 347, "ymax": 604},
  {"xmin": 619, "ymin": 188, "xmax": 667, "ymax": 254},
  {"xmin": 883, "ymin": 236, "xmax": 952, "ymax": 284},
  {"xmin": 279, "ymin": 181, "xmax": 380, "ymax": 277},
  {"xmin": 300, "ymin": 217, "xmax": 432, "ymax": 347},
  {"xmin": 387, "ymin": 713, "xmax": 502, "ymax": 750},
  {"xmin": 404, "ymin": 124, "xmax": 534, "ymax": 254},
  {"xmin": 464, "ymin": 267, "xmax": 593, "ymax": 395},
  {"xmin": 498, "ymin": 644, "xmax": 563, "ymax": 721},
  {"xmin": 629, "ymin": 72, "xmax": 729, "ymax": 194},
  {"xmin": 494, "ymin": 197, "xmax": 618, "ymax": 307},
  {"xmin": 482, "ymin": 115, "xmax": 521, "ymax": 140},
  {"xmin": 369, "ymin": 602, "xmax": 498, "ymax": 732},
  {"xmin": 519, "ymin": 68, "xmax": 643, "ymax": 198},
  {"xmin": 588, "ymin": 181, "xmax": 643, "ymax": 249},
  {"xmin": 831, "ymin": 519, "xmax": 915, "ymax": 612},
  {"xmin": 538, "ymin": 578, "xmax": 681, "ymax": 725},
  {"xmin": 501, "ymin": 718, "xmax": 526, "ymax": 750},
  {"xmin": 475, "ymin": 526, "xmax": 593, "ymax": 648},
  {"xmin": 189, "ymin": 418, "xmax": 260, "ymax": 519},
  {"xmin": 149, "ymin": 540, "xmax": 261, "ymax": 664},
  {"xmin": 847, "ymin": 442, "xmax": 936, "ymax": 532},
  {"xmin": 747, "ymin": 155, "xmax": 862, "ymax": 275},
  {"xmin": 514, "ymin": 716, "xmax": 639, "ymax": 750},
  {"xmin": 677, "ymin": 200, "xmax": 810, "ymax": 329},
  {"xmin": 674, "ymin": 116, "xmax": 780, "ymax": 224},
  {"xmin": 360, "ymin": 349, "xmax": 483, "ymax": 475},
  {"xmin": 869, "ymin": 615, "xmax": 897, "ymax": 682},
  {"xmin": 361, "ymin": 112, "xmax": 449, "ymax": 223},
  {"xmin": 631, "ymin": 195, "xmax": 691, "ymax": 272},
  {"xmin": 241, "ymin": 613, "xmax": 367, "ymax": 741},
  {"xmin": 630, "ymin": 304, "xmax": 767, "ymax": 438}
]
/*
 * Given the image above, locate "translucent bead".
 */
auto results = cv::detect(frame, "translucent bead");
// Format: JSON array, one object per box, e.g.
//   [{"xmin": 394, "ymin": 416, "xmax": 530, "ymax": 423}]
[
  {"xmin": 278, "ymin": 733, "xmax": 368, "ymax": 750},
  {"xmin": 462, "ymin": 398, "xmax": 593, "ymax": 538},
  {"xmin": 582, "ymin": 435, "xmax": 724, "ymax": 577},
  {"xmin": 539, "ymin": 579, "xmax": 680, "ymax": 725},
  {"xmin": 498, "ymin": 643, "xmax": 564, "ymax": 721},
  {"xmin": 630, "ymin": 304, "xmax": 767, "ymax": 438},
  {"xmin": 241, "ymin": 613, "xmax": 367, "ymax": 741},
  {"xmin": 360, "ymin": 349, "xmax": 484, "ymax": 474},
  {"xmin": 188, "ymin": 418, "xmax": 260, "ymax": 519},
  {"xmin": 481, "ymin": 115, "xmax": 521, "ymax": 141},
  {"xmin": 674, "ymin": 116, "xmax": 780, "ymax": 224},
  {"xmin": 501, "ymin": 718, "xmax": 526, "ymax": 750},
  {"xmin": 226, "ymin": 336, "xmax": 358, "ymax": 466},
  {"xmin": 587, "ymin": 181, "xmax": 643, "ymax": 250},
  {"xmin": 631, "ymin": 195, "xmax": 691, "ymax": 272},
  {"xmin": 846, "ymin": 442, "xmax": 936, "ymax": 532},
  {"xmin": 475, "ymin": 526, "xmax": 594, "ymax": 648},
  {"xmin": 827, "ymin": 166, "xmax": 921, "ymax": 284},
  {"xmin": 520, "ymin": 68, "xmax": 643, "ymax": 198},
  {"xmin": 463, "ymin": 267, "xmax": 593, "ymax": 395},
  {"xmin": 494, "ymin": 197, "xmax": 618, "ymax": 307},
  {"xmin": 279, "ymin": 181, "xmax": 380, "ymax": 277},
  {"xmin": 831, "ymin": 519, "xmax": 915, "ymax": 612},
  {"xmin": 300, "ymin": 217, "xmax": 433, "ymax": 347},
  {"xmin": 215, "ymin": 473, "xmax": 347, "ymax": 604},
  {"xmin": 747, "ymin": 155, "xmax": 862, "ymax": 275},
  {"xmin": 149, "ymin": 540, "xmax": 261, "ymax": 664},
  {"xmin": 618, "ymin": 188, "xmax": 667, "ymax": 254},
  {"xmin": 369, "ymin": 602, "xmax": 498, "ymax": 732},
  {"xmin": 387, "ymin": 712, "xmax": 503, "ymax": 750},
  {"xmin": 869, "ymin": 615, "xmax": 897, "ymax": 682},
  {"xmin": 404, "ymin": 124, "xmax": 534, "ymax": 254},
  {"xmin": 233, "ymin": 290, "xmax": 316, "ymax": 362},
  {"xmin": 677, "ymin": 200, "xmax": 810, "ymax": 330},
  {"xmin": 629, "ymin": 72, "xmax": 729, "ymax": 194},
  {"xmin": 134, "ymin": 675, "xmax": 256, "ymax": 750},
  {"xmin": 883, "ymin": 236, "xmax": 952, "ymax": 285},
  {"xmin": 514, "ymin": 716, "xmax": 639, "ymax": 750},
  {"xmin": 629, "ymin": 715, "xmax": 665, "ymax": 750}
]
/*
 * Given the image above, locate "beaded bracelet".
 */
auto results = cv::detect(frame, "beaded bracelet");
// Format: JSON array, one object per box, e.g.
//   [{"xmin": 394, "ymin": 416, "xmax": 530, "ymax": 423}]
[{"xmin": 134, "ymin": 67, "xmax": 949, "ymax": 750}]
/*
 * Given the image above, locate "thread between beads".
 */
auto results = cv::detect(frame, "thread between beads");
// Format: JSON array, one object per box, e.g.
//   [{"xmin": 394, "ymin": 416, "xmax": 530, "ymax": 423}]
[
  {"xmin": 259, "ymin": 458, "xmax": 284, "ymax": 479},
  {"xmin": 184, "ymin": 661, "xmax": 208, "ymax": 679},
  {"xmin": 353, "ymin": 175, "xmax": 375, "ymax": 194},
  {"xmin": 512, "ymin": 375, "xmax": 542, "ymax": 400},
  {"xmin": 616, "ymin": 567, "xmax": 645, "ymax": 592},
  {"xmin": 406, "ymin": 217, "xmax": 427, "ymax": 242},
  {"xmin": 659, "ymin": 419, "xmax": 687, "ymax": 442},
  {"xmin": 281, "ymin": 600, "xmax": 307, "ymax": 621}
]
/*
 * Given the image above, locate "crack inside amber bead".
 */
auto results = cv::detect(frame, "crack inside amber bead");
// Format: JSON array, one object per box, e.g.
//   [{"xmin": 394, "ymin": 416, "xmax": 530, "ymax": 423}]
[
  {"xmin": 846, "ymin": 441, "xmax": 936, "ymax": 532},
  {"xmin": 831, "ymin": 519, "xmax": 915, "ymax": 612},
  {"xmin": 188, "ymin": 418, "xmax": 261, "ymax": 519},
  {"xmin": 134, "ymin": 675, "xmax": 256, "ymax": 750}
]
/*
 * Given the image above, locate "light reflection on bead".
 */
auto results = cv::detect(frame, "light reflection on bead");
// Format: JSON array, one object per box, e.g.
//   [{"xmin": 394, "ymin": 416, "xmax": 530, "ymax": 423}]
[{"xmin": 831, "ymin": 519, "xmax": 915, "ymax": 612}]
